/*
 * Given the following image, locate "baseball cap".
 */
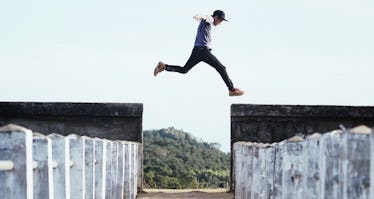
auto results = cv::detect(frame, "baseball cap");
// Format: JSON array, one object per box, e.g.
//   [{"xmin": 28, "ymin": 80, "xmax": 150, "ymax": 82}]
[{"xmin": 212, "ymin": 10, "xmax": 228, "ymax": 21}]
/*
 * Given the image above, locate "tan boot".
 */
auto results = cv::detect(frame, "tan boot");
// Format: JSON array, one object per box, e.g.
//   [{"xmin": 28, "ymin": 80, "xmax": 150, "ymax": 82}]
[
  {"xmin": 229, "ymin": 88, "xmax": 245, "ymax": 96},
  {"xmin": 154, "ymin": 61, "xmax": 166, "ymax": 76}
]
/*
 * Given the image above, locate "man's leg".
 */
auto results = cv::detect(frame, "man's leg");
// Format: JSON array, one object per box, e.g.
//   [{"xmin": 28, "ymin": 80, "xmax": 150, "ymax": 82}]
[
  {"xmin": 202, "ymin": 49, "xmax": 234, "ymax": 91},
  {"xmin": 165, "ymin": 48, "xmax": 201, "ymax": 74}
]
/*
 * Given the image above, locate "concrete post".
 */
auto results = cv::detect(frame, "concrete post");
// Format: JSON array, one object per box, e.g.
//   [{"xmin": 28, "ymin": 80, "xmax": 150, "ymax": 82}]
[
  {"xmin": 273, "ymin": 142, "xmax": 284, "ymax": 199},
  {"xmin": 111, "ymin": 142, "xmax": 119, "ymax": 199},
  {"xmin": 264, "ymin": 145, "xmax": 275, "ymax": 198},
  {"xmin": 304, "ymin": 133, "xmax": 322, "ymax": 199},
  {"xmin": 233, "ymin": 142, "xmax": 252, "ymax": 199},
  {"xmin": 131, "ymin": 142, "xmax": 137, "ymax": 199},
  {"xmin": 33, "ymin": 133, "xmax": 54, "ymax": 199},
  {"xmin": 281, "ymin": 136, "xmax": 305, "ymax": 199},
  {"xmin": 83, "ymin": 136, "xmax": 95, "ymax": 199},
  {"xmin": 320, "ymin": 130, "xmax": 342, "ymax": 199},
  {"xmin": 104, "ymin": 140, "xmax": 113, "ymax": 198},
  {"xmin": 340, "ymin": 126, "xmax": 371, "ymax": 198},
  {"xmin": 68, "ymin": 134, "xmax": 85, "ymax": 199},
  {"xmin": 118, "ymin": 142, "xmax": 125, "ymax": 199},
  {"xmin": 250, "ymin": 143, "xmax": 260, "ymax": 198},
  {"xmin": 0, "ymin": 124, "xmax": 33, "ymax": 199},
  {"xmin": 94, "ymin": 138, "xmax": 105, "ymax": 199},
  {"xmin": 124, "ymin": 142, "xmax": 131, "ymax": 199},
  {"xmin": 48, "ymin": 133, "xmax": 70, "ymax": 199}
]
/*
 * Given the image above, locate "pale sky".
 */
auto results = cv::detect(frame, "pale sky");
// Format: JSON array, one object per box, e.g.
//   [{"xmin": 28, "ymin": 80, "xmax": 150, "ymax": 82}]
[{"xmin": 1, "ymin": 0, "xmax": 373, "ymax": 152}]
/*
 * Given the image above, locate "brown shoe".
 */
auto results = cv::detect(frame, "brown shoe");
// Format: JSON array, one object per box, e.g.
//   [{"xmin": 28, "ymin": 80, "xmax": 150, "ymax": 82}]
[
  {"xmin": 154, "ymin": 61, "xmax": 166, "ymax": 76},
  {"xmin": 229, "ymin": 88, "xmax": 245, "ymax": 96}
]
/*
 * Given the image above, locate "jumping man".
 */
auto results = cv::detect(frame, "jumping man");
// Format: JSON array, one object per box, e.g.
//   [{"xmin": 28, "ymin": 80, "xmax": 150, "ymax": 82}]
[{"xmin": 154, "ymin": 10, "xmax": 245, "ymax": 96}]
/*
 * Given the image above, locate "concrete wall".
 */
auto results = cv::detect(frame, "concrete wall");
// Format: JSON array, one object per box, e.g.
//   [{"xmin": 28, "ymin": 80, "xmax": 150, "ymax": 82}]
[
  {"xmin": 231, "ymin": 104, "xmax": 374, "ymax": 144},
  {"xmin": 0, "ymin": 102, "xmax": 143, "ymax": 141},
  {"xmin": 0, "ymin": 124, "xmax": 140, "ymax": 199},
  {"xmin": 233, "ymin": 125, "xmax": 373, "ymax": 199},
  {"xmin": 0, "ymin": 102, "xmax": 144, "ymax": 192},
  {"xmin": 231, "ymin": 104, "xmax": 374, "ymax": 192}
]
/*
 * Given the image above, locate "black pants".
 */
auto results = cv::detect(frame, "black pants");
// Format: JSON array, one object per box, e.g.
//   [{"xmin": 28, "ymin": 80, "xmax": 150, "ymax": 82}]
[{"xmin": 165, "ymin": 46, "xmax": 234, "ymax": 91}]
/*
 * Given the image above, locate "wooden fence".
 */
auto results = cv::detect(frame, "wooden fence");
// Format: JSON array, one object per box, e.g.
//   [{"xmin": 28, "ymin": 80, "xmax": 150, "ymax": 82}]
[
  {"xmin": 233, "ymin": 125, "xmax": 373, "ymax": 199},
  {"xmin": 0, "ymin": 124, "xmax": 140, "ymax": 199}
]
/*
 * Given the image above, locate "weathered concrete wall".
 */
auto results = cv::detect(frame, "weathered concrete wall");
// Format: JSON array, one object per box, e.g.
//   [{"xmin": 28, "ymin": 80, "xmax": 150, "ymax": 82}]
[
  {"xmin": 231, "ymin": 104, "xmax": 374, "ymax": 192},
  {"xmin": 231, "ymin": 104, "xmax": 374, "ymax": 144},
  {"xmin": 0, "ymin": 102, "xmax": 144, "ymax": 192},
  {"xmin": 0, "ymin": 102, "xmax": 143, "ymax": 141},
  {"xmin": 0, "ymin": 124, "xmax": 140, "ymax": 199},
  {"xmin": 233, "ymin": 125, "xmax": 373, "ymax": 199}
]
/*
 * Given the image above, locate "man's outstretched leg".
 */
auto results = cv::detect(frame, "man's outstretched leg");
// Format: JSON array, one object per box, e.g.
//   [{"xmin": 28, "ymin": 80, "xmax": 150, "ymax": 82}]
[
  {"xmin": 154, "ymin": 47, "xmax": 202, "ymax": 76},
  {"xmin": 203, "ymin": 50, "xmax": 244, "ymax": 96}
]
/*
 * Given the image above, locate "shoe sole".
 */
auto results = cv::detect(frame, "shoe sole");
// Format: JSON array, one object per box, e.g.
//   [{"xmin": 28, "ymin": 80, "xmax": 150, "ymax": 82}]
[{"xmin": 229, "ymin": 92, "xmax": 245, "ymax": 96}]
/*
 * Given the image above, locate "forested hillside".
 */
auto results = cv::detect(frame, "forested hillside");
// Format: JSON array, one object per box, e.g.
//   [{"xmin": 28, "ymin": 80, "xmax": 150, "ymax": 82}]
[{"xmin": 143, "ymin": 127, "xmax": 230, "ymax": 189}]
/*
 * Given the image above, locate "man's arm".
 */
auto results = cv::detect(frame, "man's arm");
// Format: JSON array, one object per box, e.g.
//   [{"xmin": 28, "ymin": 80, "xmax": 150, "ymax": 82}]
[{"xmin": 193, "ymin": 14, "xmax": 214, "ymax": 24}]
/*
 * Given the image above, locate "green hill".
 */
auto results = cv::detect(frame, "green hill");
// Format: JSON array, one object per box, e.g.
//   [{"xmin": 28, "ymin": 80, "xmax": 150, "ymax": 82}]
[{"xmin": 143, "ymin": 127, "xmax": 230, "ymax": 189}]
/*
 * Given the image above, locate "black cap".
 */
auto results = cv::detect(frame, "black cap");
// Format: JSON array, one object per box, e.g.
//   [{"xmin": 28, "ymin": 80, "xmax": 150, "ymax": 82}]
[{"xmin": 212, "ymin": 10, "xmax": 228, "ymax": 21}]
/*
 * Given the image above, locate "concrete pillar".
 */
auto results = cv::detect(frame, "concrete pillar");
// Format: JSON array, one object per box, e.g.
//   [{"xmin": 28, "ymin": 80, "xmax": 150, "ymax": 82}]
[
  {"xmin": 273, "ymin": 142, "xmax": 284, "ymax": 199},
  {"xmin": 281, "ymin": 136, "xmax": 305, "ymax": 199},
  {"xmin": 131, "ymin": 142, "xmax": 138, "ymax": 199},
  {"xmin": 0, "ymin": 124, "xmax": 33, "ymax": 199},
  {"xmin": 124, "ymin": 142, "xmax": 132, "ymax": 199},
  {"xmin": 104, "ymin": 140, "xmax": 113, "ymax": 198},
  {"xmin": 304, "ymin": 133, "xmax": 322, "ymax": 199},
  {"xmin": 118, "ymin": 142, "xmax": 125, "ymax": 199},
  {"xmin": 264, "ymin": 144, "xmax": 275, "ymax": 198},
  {"xmin": 33, "ymin": 133, "xmax": 54, "ymax": 199},
  {"xmin": 233, "ymin": 142, "xmax": 252, "ymax": 199},
  {"xmin": 94, "ymin": 138, "xmax": 105, "ymax": 199},
  {"xmin": 111, "ymin": 142, "xmax": 119, "ymax": 199},
  {"xmin": 68, "ymin": 134, "xmax": 84, "ymax": 199},
  {"xmin": 340, "ymin": 126, "xmax": 371, "ymax": 198},
  {"xmin": 48, "ymin": 133, "xmax": 70, "ymax": 199},
  {"xmin": 320, "ymin": 130, "xmax": 342, "ymax": 199},
  {"xmin": 132, "ymin": 142, "xmax": 138, "ymax": 199},
  {"xmin": 250, "ymin": 143, "xmax": 261, "ymax": 198},
  {"xmin": 83, "ymin": 136, "xmax": 95, "ymax": 199}
]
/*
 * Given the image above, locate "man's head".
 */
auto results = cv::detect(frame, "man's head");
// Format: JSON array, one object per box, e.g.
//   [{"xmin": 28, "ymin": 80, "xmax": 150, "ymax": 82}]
[{"xmin": 212, "ymin": 10, "xmax": 228, "ymax": 26}]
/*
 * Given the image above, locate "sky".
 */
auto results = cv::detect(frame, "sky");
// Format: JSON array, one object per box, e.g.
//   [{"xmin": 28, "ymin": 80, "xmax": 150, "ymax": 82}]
[{"xmin": 1, "ymin": 0, "xmax": 373, "ymax": 152}]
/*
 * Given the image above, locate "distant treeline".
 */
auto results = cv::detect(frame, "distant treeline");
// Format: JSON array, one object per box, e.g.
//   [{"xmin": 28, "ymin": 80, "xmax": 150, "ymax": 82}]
[{"xmin": 143, "ymin": 127, "xmax": 230, "ymax": 189}]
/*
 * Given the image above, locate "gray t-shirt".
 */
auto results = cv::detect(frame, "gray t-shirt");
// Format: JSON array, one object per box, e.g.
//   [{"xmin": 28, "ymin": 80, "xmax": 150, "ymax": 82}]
[{"xmin": 194, "ymin": 20, "xmax": 212, "ymax": 48}]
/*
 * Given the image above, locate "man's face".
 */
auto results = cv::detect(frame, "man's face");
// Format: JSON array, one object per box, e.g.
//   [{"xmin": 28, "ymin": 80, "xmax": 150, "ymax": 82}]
[{"xmin": 213, "ymin": 16, "xmax": 223, "ymax": 26}]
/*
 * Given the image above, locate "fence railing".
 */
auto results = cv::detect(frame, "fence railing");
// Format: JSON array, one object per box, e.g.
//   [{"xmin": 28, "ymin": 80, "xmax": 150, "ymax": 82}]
[
  {"xmin": 233, "ymin": 125, "xmax": 374, "ymax": 199},
  {"xmin": 0, "ymin": 124, "xmax": 139, "ymax": 199}
]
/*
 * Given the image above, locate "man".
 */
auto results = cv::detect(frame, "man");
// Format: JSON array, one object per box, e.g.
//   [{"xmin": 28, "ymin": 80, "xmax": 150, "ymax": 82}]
[{"xmin": 154, "ymin": 10, "xmax": 244, "ymax": 96}]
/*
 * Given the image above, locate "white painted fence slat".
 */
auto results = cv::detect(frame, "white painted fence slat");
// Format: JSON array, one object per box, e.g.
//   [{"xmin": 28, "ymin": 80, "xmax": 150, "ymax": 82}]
[
  {"xmin": 341, "ymin": 127, "xmax": 371, "ymax": 199},
  {"xmin": 119, "ymin": 142, "xmax": 125, "ymax": 199},
  {"xmin": 48, "ymin": 133, "xmax": 70, "ymax": 199},
  {"xmin": 265, "ymin": 145, "xmax": 275, "ymax": 199},
  {"xmin": 282, "ymin": 137, "xmax": 305, "ymax": 199},
  {"xmin": 68, "ymin": 134, "xmax": 84, "ymax": 199},
  {"xmin": 305, "ymin": 133, "xmax": 321, "ymax": 199},
  {"xmin": 105, "ymin": 140, "xmax": 113, "ymax": 199},
  {"xmin": 233, "ymin": 142, "xmax": 252, "ymax": 199},
  {"xmin": 33, "ymin": 134, "xmax": 53, "ymax": 199},
  {"xmin": 0, "ymin": 125, "xmax": 33, "ymax": 199},
  {"xmin": 273, "ymin": 142, "xmax": 284, "ymax": 199},
  {"xmin": 83, "ymin": 136, "xmax": 95, "ymax": 199},
  {"xmin": 320, "ymin": 130, "xmax": 342, "ymax": 199},
  {"xmin": 94, "ymin": 138, "xmax": 105, "ymax": 199}
]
